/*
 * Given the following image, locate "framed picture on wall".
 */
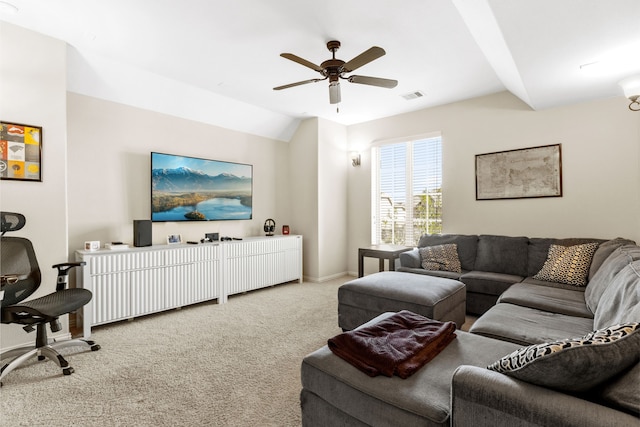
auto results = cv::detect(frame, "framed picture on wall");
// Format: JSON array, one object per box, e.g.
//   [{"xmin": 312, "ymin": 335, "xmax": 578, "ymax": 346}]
[
  {"xmin": 0, "ymin": 121, "xmax": 43, "ymax": 182},
  {"xmin": 475, "ymin": 144, "xmax": 562, "ymax": 200}
]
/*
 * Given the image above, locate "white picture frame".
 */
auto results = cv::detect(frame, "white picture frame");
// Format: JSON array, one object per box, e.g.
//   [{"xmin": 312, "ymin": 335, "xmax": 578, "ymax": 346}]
[{"xmin": 167, "ymin": 234, "xmax": 183, "ymax": 245}]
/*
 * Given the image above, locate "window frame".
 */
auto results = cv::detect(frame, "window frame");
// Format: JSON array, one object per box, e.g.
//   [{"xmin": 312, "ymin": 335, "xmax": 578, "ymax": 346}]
[{"xmin": 371, "ymin": 132, "xmax": 442, "ymax": 246}]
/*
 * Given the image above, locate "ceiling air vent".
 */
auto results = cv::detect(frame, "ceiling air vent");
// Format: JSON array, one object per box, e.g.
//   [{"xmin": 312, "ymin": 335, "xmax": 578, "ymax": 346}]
[{"xmin": 401, "ymin": 90, "xmax": 425, "ymax": 101}]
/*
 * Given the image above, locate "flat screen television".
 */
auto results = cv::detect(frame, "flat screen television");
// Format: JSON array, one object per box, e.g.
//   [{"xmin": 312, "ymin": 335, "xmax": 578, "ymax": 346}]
[{"xmin": 151, "ymin": 152, "xmax": 253, "ymax": 222}]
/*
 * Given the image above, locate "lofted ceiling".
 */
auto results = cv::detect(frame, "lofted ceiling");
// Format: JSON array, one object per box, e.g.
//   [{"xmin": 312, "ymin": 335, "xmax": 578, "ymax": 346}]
[{"xmin": 1, "ymin": 0, "xmax": 639, "ymax": 141}]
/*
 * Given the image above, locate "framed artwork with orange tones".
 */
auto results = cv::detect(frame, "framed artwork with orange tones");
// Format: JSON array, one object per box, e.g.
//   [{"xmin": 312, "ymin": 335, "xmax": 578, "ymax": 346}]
[{"xmin": 0, "ymin": 121, "xmax": 42, "ymax": 182}]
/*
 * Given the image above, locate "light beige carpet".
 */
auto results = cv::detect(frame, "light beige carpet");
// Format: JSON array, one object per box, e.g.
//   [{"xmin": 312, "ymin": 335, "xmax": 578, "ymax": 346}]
[{"xmin": 0, "ymin": 277, "xmax": 347, "ymax": 427}]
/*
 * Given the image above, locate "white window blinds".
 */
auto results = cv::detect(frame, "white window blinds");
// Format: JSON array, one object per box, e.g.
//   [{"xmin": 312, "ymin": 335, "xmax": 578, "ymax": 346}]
[{"xmin": 372, "ymin": 135, "xmax": 442, "ymax": 246}]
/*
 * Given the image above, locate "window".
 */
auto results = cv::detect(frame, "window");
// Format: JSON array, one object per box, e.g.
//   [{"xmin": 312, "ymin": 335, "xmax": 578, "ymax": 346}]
[{"xmin": 372, "ymin": 134, "xmax": 442, "ymax": 246}]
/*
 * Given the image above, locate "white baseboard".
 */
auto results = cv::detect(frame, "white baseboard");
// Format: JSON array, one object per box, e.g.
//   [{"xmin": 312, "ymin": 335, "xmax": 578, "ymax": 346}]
[
  {"xmin": 0, "ymin": 332, "xmax": 72, "ymax": 353},
  {"xmin": 303, "ymin": 271, "xmax": 351, "ymax": 283}
]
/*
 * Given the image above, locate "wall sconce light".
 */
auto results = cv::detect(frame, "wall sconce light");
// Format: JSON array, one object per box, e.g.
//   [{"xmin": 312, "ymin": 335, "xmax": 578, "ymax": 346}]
[
  {"xmin": 619, "ymin": 76, "xmax": 640, "ymax": 111},
  {"xmin": 350, "ymin": 152, "xmax": 361, "ymax": 167}
]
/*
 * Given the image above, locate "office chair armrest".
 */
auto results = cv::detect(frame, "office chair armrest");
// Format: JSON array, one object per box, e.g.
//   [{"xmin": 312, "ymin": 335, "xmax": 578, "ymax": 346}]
[{"xmin": 52, "ymin": 262, "xmax": 86, "ymax": 291}]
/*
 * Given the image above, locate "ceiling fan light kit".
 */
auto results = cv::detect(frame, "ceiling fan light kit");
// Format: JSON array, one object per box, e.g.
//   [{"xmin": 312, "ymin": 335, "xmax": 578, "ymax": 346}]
[
  {"xmin": 619, "ymin": 75, "xmax": 640, "ymax": 111},
  {"xmin": 274, "ymin": 40, "xmax": 398, "ymax": 106},
  {"xmin": 329, "ymin": 81, "xmax": 341, "ymax": 104}
]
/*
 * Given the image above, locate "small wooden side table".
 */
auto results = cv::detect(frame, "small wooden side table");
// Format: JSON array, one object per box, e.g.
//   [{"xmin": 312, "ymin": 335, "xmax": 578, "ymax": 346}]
[{"xmin": 358, "ymin": 245, "xmax": 412, "ymax": 277}]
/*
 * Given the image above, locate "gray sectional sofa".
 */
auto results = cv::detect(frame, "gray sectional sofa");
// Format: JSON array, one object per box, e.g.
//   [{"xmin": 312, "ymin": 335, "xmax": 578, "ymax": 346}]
[
  {"xmin": 300, "ymin": 236, "xmax": 640, "ymax": 426},
  {"xmin": 397, "ymin": 234, "xmax": 616, "ymax": 315}
]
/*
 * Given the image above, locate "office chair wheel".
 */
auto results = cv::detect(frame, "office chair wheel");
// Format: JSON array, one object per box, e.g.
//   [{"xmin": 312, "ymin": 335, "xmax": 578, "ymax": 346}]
[
  {"xmin": 63, "ymin": 367, "xmax": 74, "ymax": 376},
  {"xmin": 91, "ymin": 344, "xmax": 101, "ymax": 351},
  {"xmin": 57, "ymin": 355, "xmax": 70, "ymax": 368},
  {"xmin": 38, "ymin": 355, "xmax": 46, "ymax": 361}
]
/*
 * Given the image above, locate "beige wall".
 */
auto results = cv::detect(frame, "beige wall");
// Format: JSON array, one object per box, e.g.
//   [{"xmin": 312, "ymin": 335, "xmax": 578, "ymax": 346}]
[
  {"xmin": 289, "ymin": 119, "xmax": 320, "ymax": 279},
  {"xmin": 66, "ymin": 93, "xmax": 292, "ymax": 253},
  {"xmin": 67, "ymin": 99, "xmax": 349, "ymax": 285},
  {"xmin": 317, "ymin": 118, "xmax": 348, "ymax": 280},
  {"xmin": 347, "ymin": 91, "xmax": 640, "ymax": 275},
  {"xmin": 0, "ymin": 23, "xmax": 69, "ymax": 348},
  {"xmin": 289, "ymin": 118, "xmax": 349, "ymax": 281}
]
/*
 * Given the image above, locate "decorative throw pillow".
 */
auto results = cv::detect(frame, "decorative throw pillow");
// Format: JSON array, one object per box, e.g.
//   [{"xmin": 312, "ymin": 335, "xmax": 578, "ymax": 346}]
[
  {"xmin": 533, "ymin": 242, "xmax": 599, "ymax": 286},
  {"xmin": 418, "ymin": 244, "xmax": 462, "ymax": 273},
  {"xmin": 487, "ymin": 323, "xmax": 640, "ymax": 392}
]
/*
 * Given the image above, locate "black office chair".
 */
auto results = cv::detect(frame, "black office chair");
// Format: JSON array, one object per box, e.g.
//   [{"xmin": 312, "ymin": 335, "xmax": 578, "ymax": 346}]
[{"xmin": 0, "ymin": 212, "xmax": 100, "ymax": 385}]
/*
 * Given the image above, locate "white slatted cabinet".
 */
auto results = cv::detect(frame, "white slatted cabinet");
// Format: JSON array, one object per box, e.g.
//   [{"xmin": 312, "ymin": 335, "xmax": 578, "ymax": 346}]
[
  {"xmin": 76, "ymin": 235, "xmax": 302, "ymax": 337},
  {"xmin": 225, "ymin": 236, "xmax": 302, "ymax": 296}
]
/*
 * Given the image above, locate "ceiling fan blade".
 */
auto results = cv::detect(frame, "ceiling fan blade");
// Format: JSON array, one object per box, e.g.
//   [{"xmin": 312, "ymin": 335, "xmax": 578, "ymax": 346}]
[
  {"xmin": 348, "ymin": 75, "xmax": 398, "ymax": 88},
  {"xmin": 280, "ymin": 53, "xmax": 323, "ymax": 72},
  {"xmin": 273, "ymin": 78, "xmax": 322, "ymax": 91},
  {"xmin": 329, "ymin": 81, "xmax": 341, "ymax": 104},
  {"xmin": 342, "ymin": 46, "xmax": 386, "ymax": 73}
]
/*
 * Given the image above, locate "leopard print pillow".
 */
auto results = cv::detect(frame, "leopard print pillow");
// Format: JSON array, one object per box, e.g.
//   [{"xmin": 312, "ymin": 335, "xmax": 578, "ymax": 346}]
[
  {"xmin": 533, "ymin": 242, "xmax": 599, "ymax": 286},
  {"xmin": 487, "ymin": 323, "xmax": 640, "ymax": 392},
  {"xmin": 418, "ymin": 244, "xmax": 462, "ymax": 273}
]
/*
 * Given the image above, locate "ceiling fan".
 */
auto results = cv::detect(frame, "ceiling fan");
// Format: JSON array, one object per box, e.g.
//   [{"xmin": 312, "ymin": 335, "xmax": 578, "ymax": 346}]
[{"xmin": 274, "ymin": 40, "xmax": 398, "ymax": 105}]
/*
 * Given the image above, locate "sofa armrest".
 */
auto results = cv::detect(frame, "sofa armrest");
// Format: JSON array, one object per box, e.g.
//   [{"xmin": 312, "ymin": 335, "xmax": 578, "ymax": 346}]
[
  {"xmin": 399, "ymin": 248, "xmax": 421, "ymax": 268},
  {"xmin": 451, "ymin": 365, "xmax": 638, "ymax": 427}
]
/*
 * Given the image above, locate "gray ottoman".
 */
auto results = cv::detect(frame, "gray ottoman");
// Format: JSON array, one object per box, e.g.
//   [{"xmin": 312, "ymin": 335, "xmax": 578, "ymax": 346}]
[{"xmin": 338, "ymin": 271, "xmax": 466, "ymax": 330}]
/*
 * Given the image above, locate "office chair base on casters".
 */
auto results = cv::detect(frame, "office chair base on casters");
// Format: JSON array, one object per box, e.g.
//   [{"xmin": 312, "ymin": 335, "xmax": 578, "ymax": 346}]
[
  {"xmin": 51, "ymin": 337, "xmax": 101, "ymax": 353},
  {"xmin": 1, "ymin": 211, "xmax": 100, "ymax": 386},
  {"xmin": 0, "ymin": 337, "xmax": 100, "ymax": 386}
]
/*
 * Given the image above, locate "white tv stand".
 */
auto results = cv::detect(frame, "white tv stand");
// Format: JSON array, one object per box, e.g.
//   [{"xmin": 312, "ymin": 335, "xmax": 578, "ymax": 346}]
[{"xmin": 75, "ymin": 235, "xmax": 302, "ymax": 337}]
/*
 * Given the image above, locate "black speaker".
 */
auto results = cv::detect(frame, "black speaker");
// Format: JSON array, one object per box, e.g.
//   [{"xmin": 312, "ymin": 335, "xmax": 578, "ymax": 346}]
[{"xmin": 133, "ymin": 220, "xmax": 152, "ymax": 247}]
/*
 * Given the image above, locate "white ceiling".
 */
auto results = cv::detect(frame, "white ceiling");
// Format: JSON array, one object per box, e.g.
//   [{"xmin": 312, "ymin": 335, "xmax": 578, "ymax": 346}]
[{"xmin": 1, "ymin": 0, "xmax": 639, "ymax": 141}]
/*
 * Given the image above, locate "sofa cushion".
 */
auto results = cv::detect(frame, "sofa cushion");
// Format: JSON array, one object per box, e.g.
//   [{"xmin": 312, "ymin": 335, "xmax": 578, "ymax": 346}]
[
  {"xmin": 527, "ymin": 238, "xmax": 558, "ymax": 277},
  {"xmin": 498, "ymin": 282, "xmax": 593, "ymax": 318},
  {"xmin": 588, "ymin": 238, "xmax": 636, "ymax": 280},
  {"xmin": 451, "ymin": 365, "xmax": 640, "ymax": 427},
  {"xmin": 594, "ymin": 259, "xmax": 640, "ymax": 330},
  {"xmin": 585, "ymin": 245, "xmax": 640, "ymax": 314},
  {"xmin": 417, "ymin": 234, "xmax": 478, "ymax": 271},
  {"xmin": 419, "ymin": 244, "xmax": 462, "ymax": 273},
  {"xmin": 533, "ymin": 243, "xmax": 599, "ymax": 286},
  {"xmin": 599, "ymin": 362, "xmax": 640, "ymax": 414},
  {"xmin": 460, "ymin": 271, "xmax": 522, "ymax": 296},
  {"xmin": 469, "ymin": 303, "xmax": 595, "ymax": 346},
  {"xmin": 474, "ymin": 235, "xmax": 528, "ymax": 276},
  {"xmin": 521, "ymin": 276, "xmax": 591, "ymax": 291},
  {"xmin": 487, "ymin": 323, "xmax": 640, "ymax": 392}
]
